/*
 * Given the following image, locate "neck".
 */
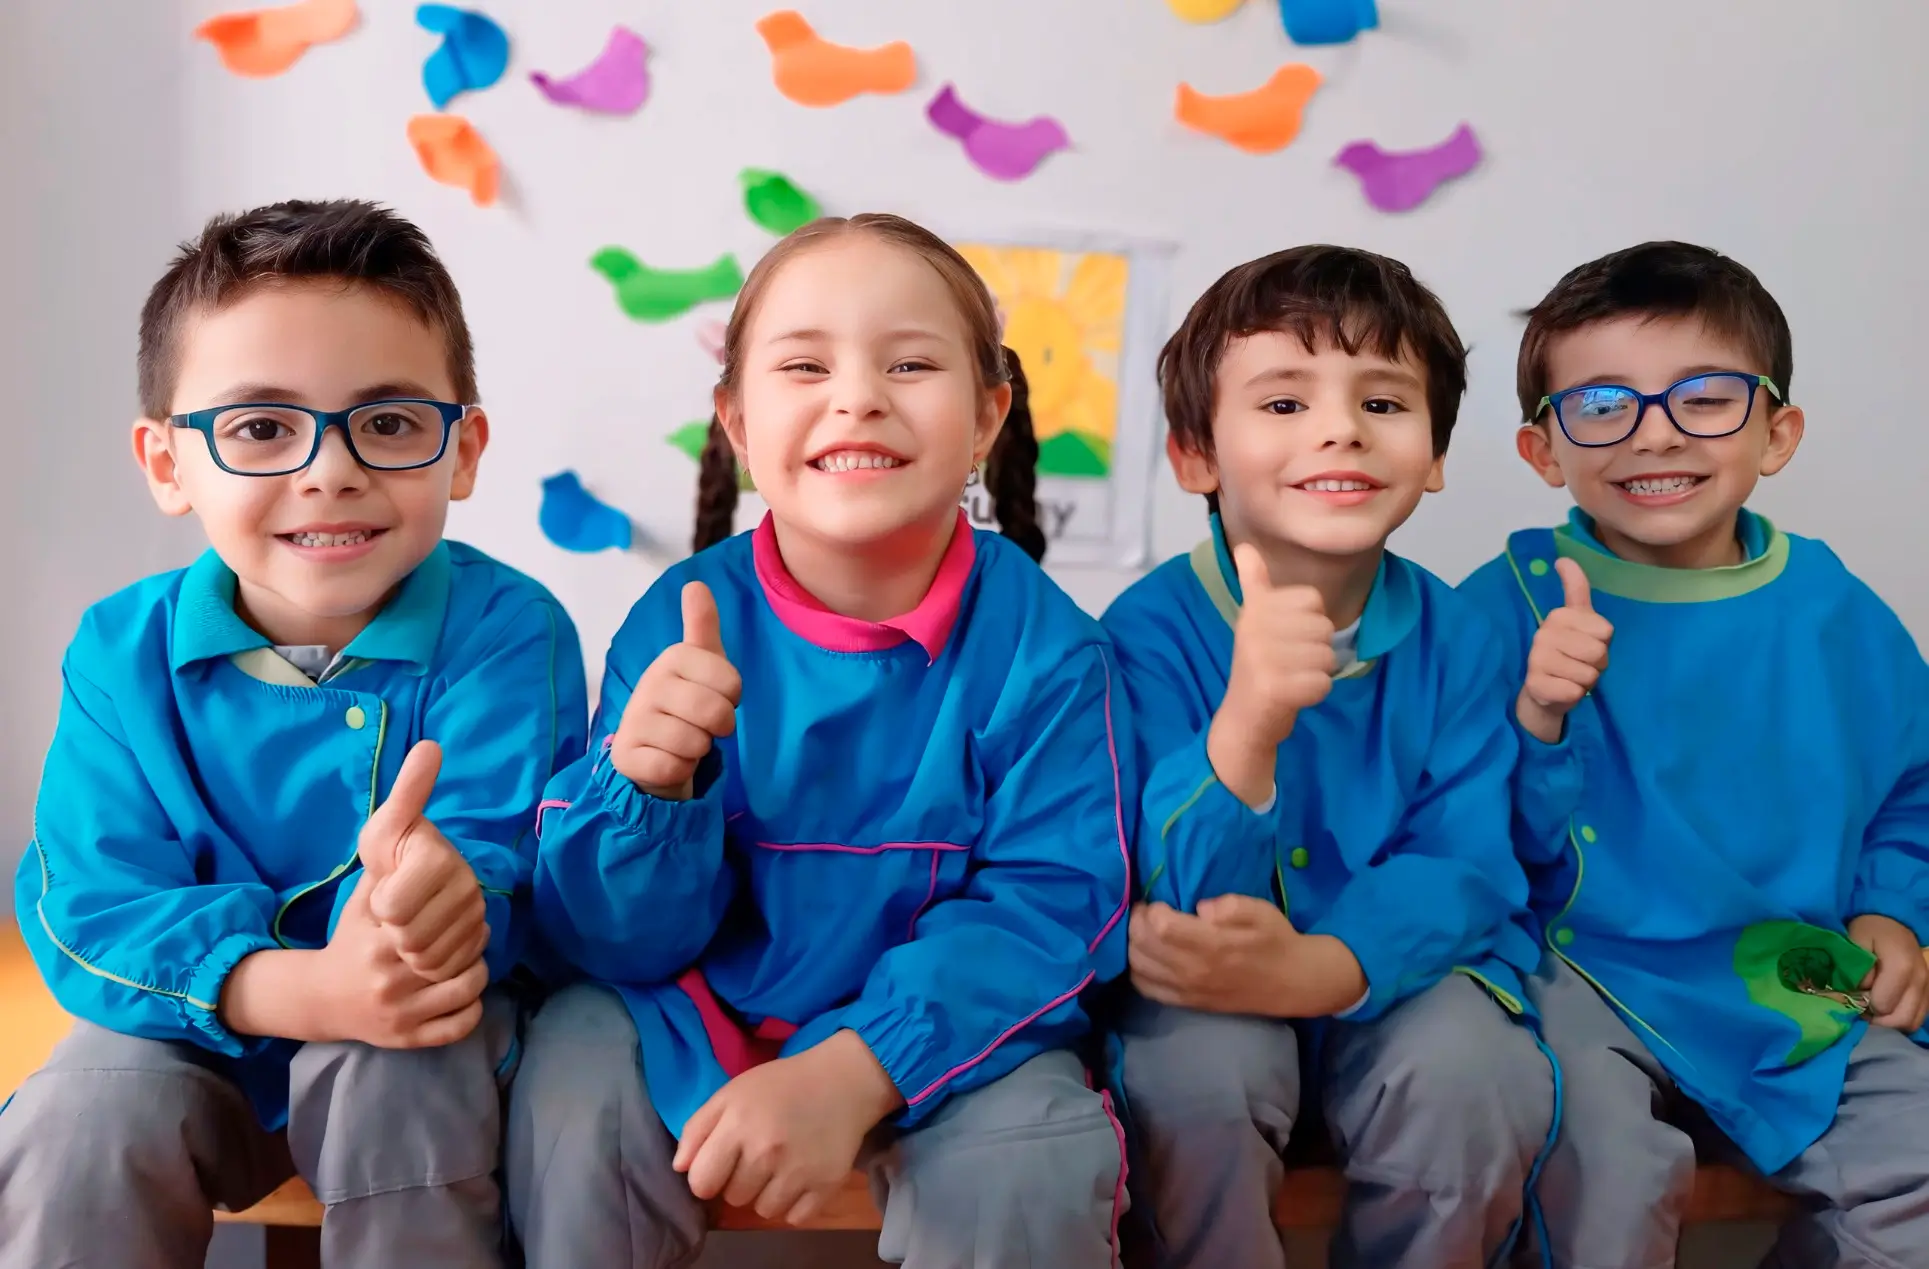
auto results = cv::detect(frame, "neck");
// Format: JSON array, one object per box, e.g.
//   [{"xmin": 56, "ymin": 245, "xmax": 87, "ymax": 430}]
[
  {"xmin": 234, "ymin": 580, "xmax": 383, "ymax": 653},
  {"xmin": 772, "ymin": 510, "xmax": 958, "ymax": 623},
  {"xmin": 1235, "ymin": 529, "xmax": 1380, "ymax": 630},
  {"xmin": 1592, "ymin": 511, "xmax": 1744, "ymax": 570}
]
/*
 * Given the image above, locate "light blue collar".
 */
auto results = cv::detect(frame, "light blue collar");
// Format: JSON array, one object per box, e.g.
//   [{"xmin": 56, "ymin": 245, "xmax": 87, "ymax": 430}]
[
  {"xmin": 1203, "ymin": 513, "xmax": 1419, "ymax": 662},
  {"xmin": 170, "ymin": 543, "xmax": 452, "ymax": 675},
  {"xmin": 1566, "ymin": 506, "xmax": 1768, "ymax": 562}
]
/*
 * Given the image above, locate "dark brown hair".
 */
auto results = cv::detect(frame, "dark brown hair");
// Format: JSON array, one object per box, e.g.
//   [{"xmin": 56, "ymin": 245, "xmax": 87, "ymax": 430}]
[
  {"xmin": 1158, "ymin": 244, "xmax": 1469, "ymax": 476},
  {"xmin": 137, "ymin": 199, "xmax": 476, "ymax": 419},
  {"xmin": 1517, "ymin": 241, "xmax": 1793, "ymax": 423},
  {"xmin": 693, "ymin": 214, "xmax": 1042, "ymax": 561}
]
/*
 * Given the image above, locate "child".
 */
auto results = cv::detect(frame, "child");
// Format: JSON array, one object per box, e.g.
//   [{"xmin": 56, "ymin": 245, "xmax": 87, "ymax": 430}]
[
  {"xmin": 0, "ymin": 200, "xmax": 588, "ymax": 1269},
  {"xmin": 1106, "ymin": 246, "xmax": 1555, "ymax": 1269},
  {"xmin": 505, "ymin": 214, "xmax": 1133, "ymax": 1268},
  {"xmin": 1459, "ymin": 240, "xmax": 1929, "ymax": 1267}
]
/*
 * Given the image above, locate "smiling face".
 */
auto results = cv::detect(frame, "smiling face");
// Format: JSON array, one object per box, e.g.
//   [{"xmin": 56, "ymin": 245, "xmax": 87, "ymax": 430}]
[
  {"xmin": 1170, "ymin": 328, "xmax": 1444, "ymax": 563},
  {"xmin": 718, "ymin": 234, "xmax": 1008, "ymax": 555},
  {"xmin": 1519, "ymin": 314, "xmax": 1804, "ymax": 569},
  {"xmin": 133, "ymin": 280, "xmax": 486, "ymax": 649}
]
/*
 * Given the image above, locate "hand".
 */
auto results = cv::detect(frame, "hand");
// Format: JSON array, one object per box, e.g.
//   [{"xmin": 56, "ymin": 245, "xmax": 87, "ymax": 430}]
[
  {"xmin": 1128, "ymin": 896, "xmax": 1366, "ymax": 1018},
  {"xmin": 1516, "ymin": 558, "xmax": 1613, "ymax": 744},
  {"xmin": 358, "ymin": 740, "xmax": 489, "ymax": 983},
  {"xmin": 1849, "ymin": 913, "xmax": 1929, "ymax": 1032},
  {"xmin": 1208, "ymin": 544, "xmax": 1334, "ymax": 807},
  {"xmin": 611, "ymin": 582, "xmax": 743, "ymax": 800},
  {"xmin": 674, "ymin": 1030, "xmax": 904, "ymax": 1225}
]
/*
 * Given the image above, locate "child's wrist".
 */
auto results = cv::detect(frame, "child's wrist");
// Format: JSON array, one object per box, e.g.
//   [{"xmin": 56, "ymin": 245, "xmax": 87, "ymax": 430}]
[
  {"xmin": 219, "ymin": 949, "xmax": 329, "ymax": 1041},
  {"xmin": 817, "ymin": 1029, "xmax": 905, "ymax": 1124},
  {"xmin": 1514, "ymin": 690, "xmax": 1565, "ymax": 745},
  {"xmin": 1207, "ymin": 708, "xmax": 1278, "ymax": 809}
]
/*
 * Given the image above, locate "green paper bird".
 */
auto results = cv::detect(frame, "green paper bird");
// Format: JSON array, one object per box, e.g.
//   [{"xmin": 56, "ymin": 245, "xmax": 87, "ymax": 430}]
[
  {"xmin": 591, "ymin": 249, "xmax": 743, "ymax": 322},
  {"xmin": 740, "ymin": 168, "xmax": 822, "ymax": 236}
]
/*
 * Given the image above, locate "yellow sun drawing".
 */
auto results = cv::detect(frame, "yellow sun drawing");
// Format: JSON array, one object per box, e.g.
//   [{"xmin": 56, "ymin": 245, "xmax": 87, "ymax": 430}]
[{"xmin": 956, "ymin": 244, "xmax": 1127, "ymax": 478}]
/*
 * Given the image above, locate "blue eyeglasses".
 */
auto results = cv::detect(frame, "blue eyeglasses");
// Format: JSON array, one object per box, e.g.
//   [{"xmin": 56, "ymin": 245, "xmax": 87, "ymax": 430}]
[
  {"xmin": 1536, "ymin": 373, "xmax": 1782, "ymax": 448},
  {"xmin": 168, "ymin": 399, "xmax": 472, "ymax": 477}
]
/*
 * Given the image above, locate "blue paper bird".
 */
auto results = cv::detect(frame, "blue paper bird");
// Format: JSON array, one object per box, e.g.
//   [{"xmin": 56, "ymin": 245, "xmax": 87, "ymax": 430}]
[
  {"xmin": 539, "ymin": 471, "xmax": 633, "ymax": 553},
  {"xmin": 417, "ymin": 4, "xmax": 509, "ymax": 108},
  {"xmin": 1277, "ymin": 0, "xmax": 1378, "ymax": 45}
]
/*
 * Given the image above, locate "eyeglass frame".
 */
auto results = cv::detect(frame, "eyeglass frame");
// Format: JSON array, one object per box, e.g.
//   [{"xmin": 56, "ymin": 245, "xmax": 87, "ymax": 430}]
[
  {"xmin": 167, "ymin": 398, "xmax": 475, "ymax": 477},
  {"xmin": 1534, "ymin": 373, "xmax": 1785, "ymax": 449}
]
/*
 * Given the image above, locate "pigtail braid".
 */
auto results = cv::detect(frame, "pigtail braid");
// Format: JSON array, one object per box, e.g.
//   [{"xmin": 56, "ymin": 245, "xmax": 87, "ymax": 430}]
[
  {"xmin": 987, "ymin": 346, "xmax": 1046, "ymax": 562},
  {"xmin": 692, "ymin": 413, "xmax": 740, "ymax": 553}
]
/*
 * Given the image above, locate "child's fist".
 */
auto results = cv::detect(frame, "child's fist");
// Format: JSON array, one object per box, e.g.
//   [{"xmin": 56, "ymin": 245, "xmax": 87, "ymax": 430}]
[
  {"xmin": 358, "ymin": 740, "xmax": 488, "ymax": 984},
  {"xmin": 1517, "ymin": 558, "xmax": 1613, "ymax": 744},
  {"xmin": 1225, "ymin": 544, "xmax": 1335, "ymax": 747},
  {"xmin": 611, "ymin": 581, "xmax": 743, "ymax": 799}
]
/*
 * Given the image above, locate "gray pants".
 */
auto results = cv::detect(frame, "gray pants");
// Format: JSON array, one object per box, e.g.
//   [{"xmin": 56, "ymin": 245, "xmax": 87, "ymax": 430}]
[
  {"xmin": 0, "ymin": 995, "xmax": 516, "ymax": 1269},
  {"xmin": 1117, "ymin": 974, "xmax": 1555, "ymax": 1269},
  {"xmin": 1528, "ymin": 956, "xmax": 1929, "ymax": 1269},
  {"xmin": 504, "ymin": 983, "xmax": 1127, "ymax": 1269}
]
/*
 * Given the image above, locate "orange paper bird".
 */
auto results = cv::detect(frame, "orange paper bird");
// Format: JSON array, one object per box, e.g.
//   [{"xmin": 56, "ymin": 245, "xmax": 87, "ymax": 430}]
[
  {"xmin": 1175, "ymin": 64, "xmax": 1323, "ymax": 154},
  {"xmin": 407, "ymin": 114, "xmax": 499, "ymax": 207},
  {"xmin": 194, "ymin": 0, "xmax": 358, "ymax": 78},
  {"xmin": 754, "ymin": 10, "xmax": 916, "ymax": 108}
]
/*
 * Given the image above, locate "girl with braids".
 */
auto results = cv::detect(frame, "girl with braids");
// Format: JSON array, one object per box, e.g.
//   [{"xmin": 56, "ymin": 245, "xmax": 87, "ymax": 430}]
[{"xmin": 507, "ymin": 214, "xmax": 1133, "ymax": 1268}]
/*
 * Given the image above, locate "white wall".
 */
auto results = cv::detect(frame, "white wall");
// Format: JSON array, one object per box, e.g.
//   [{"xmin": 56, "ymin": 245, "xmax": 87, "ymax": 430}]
[{"xmin": 5, "ymin": 0, "xmax": 1928, "ymax": 871}]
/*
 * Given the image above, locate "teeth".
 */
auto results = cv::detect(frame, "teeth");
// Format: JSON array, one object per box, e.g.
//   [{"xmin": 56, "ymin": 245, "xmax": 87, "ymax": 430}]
[
  {"xmin": 1622, "ymin": 476, "xmax": 1700, "ymax": 496},
  {"xmin": 287, "ymin": 530, "xmax": 376, "ymax": 548},
  {"xmin": 1301, "ymin": 479, "xmax": 1374, "ymax": 493},
  {"xmin": 814, "ymin": 451, "xmax": 903, "ymax": 473}
]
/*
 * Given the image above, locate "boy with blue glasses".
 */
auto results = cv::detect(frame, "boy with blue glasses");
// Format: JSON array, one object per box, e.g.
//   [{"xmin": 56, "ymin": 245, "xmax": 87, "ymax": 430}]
[
  {"xmin": 1460, "ymin": 241, "xmax": 1929, "ymax": 1267},
  {"xmin": 0, "ymin": 199, "xmax": 588, "ymax": 1269}
]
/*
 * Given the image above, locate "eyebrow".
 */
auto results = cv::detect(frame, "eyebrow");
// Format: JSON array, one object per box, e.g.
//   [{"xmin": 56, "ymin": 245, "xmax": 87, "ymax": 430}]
[
  {"xmin": 1240, "ymin": 366, "xmax": 1314, "ymax": 390},
  {"xmin": 204, "ymin": 381, "xmax": 444, "ymax": 408},
  {"xmin": 1564, "ymin": 364, "xmax": 1751, "ymax": 390},
  {"xmin": 1354, "ymin": 366, "xmax": 1424, "ymax": 392},
  {"xmin": 764, "ymin": 326, "xmax": 951, "ymax": 346}
]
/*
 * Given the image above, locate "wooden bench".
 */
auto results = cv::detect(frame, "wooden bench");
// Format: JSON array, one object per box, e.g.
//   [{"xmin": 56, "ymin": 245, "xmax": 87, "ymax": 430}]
[{"xmin": 224, "ymin": 1163, "xmax": 1797, "ymax": 1268}]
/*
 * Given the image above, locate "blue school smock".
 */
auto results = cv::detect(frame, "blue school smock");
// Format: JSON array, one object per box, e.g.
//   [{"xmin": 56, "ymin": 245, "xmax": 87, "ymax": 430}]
[
  {"xmin": 532, "ymin": 512, "xmax": 1133, "ymax": 1135},
  {"xmin": 15, "ymin": 542, "xmax": 589, "ymax": 1129},
  {"xmin": 1458, "ymin": 509, "xmax": 1929, "ymax": 1172},
  {"xmin": 1101, "ymin": 518, "xmax": 1542, "ymax": 1022}
]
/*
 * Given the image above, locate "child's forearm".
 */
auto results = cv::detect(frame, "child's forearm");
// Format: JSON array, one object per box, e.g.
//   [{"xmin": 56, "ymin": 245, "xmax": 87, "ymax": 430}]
[
  {"xmin": 1207, "ymin": 705, "xmax": 1278, "ymax": 809},
  {"xmin": 218, "ymin": 949, "xmax": 333, "ymax": 1042}
]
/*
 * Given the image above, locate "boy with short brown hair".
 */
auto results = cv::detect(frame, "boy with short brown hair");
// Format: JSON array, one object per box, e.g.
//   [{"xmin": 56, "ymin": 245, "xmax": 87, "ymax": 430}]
[{"xmin": 0, "ymin": 199, "xmax": 587, "ymax": 1269}]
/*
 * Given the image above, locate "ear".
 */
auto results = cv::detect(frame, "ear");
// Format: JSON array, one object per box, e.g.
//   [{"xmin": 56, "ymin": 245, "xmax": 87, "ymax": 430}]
[
  {"xmin": 447, "ymin": 408, "xmax": 491, "ymax": 501},
  {"xmin": 1424, "ymin": 452, "xmax": 1446, "ymax": 494},
  {"xmin": 972, "ymin": 381, "xmax": 1013, "ymax": 466},
  {"xmin": 1166, "ymin": 430, "xmax": 1220, "ymax": 496},
  {"xmin": 713, "ymin": 386, "xmax": 749, "ymax": 462},
  {"xmin": 1515, "ymin": 422, "xmax": 1568, "ymax": 489},
  {"xmin": 1758, "ymin": 402, "xmax": 1805, "ymax": 478},
  {"xmin": 133, "ymin": 417, "xmax": 194, "ymax": 517}
]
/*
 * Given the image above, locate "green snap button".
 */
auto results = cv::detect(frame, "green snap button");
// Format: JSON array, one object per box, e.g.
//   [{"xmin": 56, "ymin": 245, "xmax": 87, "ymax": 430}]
[
  {"xmin": 344, "ymin": 706, "xmax": 367, "ymax": 730},
  {"xmin": 1580, "ymin": 825, "xmax": 1597, "ymax": 843},
  {"xmin": 1289, "ymin": 847, "xmax": 1310, "ymax": 869},
  {"xmin": 1528, "ymin": 558, "xmax": 1550, "ymax": 576},
  {"xmin": 1554, "ymin": 927, "xmax": 1575, "ymax": 946}
]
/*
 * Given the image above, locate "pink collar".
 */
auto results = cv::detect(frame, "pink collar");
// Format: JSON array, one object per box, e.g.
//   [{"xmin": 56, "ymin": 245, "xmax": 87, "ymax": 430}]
[{"xmin": 751, "ymin": 510, "xmax": 976, "ymax": 662}]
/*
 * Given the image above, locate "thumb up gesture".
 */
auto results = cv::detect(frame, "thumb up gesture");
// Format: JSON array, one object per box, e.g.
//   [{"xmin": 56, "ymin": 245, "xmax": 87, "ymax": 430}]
[
  {"xmin": 1226, "ymin": 544, "xmax": 1336, "ymax": 747},
  {"xmin": 357, "ymin": 740, "xmax": 488, "ymax": 983},
  {"xmin": 1517, "ymin": 558, "xmax": 1614, "ymax": 744},
  {"xmin": 612, "ymin": 581, "xmax": 744, "ymax": 800}
]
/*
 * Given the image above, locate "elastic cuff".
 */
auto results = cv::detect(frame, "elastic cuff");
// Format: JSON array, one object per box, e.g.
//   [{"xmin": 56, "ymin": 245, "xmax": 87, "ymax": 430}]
[
  {"xmin": 591, "ymin": 748, "xmax": 726, "ymax": 840},
  {"xmin": 1850, "ymin": 893, "xmax": 1929, "ymax": 952},
  {"xmin": 187, "ymin": 932, "xmax": 285, "ymax": 1056},
  {"xmin": 839, "ymin": 997, "xmax": 940, "ymax": 1124}
]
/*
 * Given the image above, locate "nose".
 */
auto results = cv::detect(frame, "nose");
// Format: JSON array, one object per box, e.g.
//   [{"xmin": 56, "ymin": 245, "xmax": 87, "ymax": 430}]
[
  {"xmin": 297, "ymin": 422, "xmax": 370, "ymax": 495},
  {"xmin": 1315, "ymin": 400, "xmax": 1368, "ymax": 449},
  {"xmin": 831, "ymin": 365, "xmax": 889, "ymax": 420},
  {"xmin": 1626, "ymin": 396, "xmax": 1684, "ymax": 455}
]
